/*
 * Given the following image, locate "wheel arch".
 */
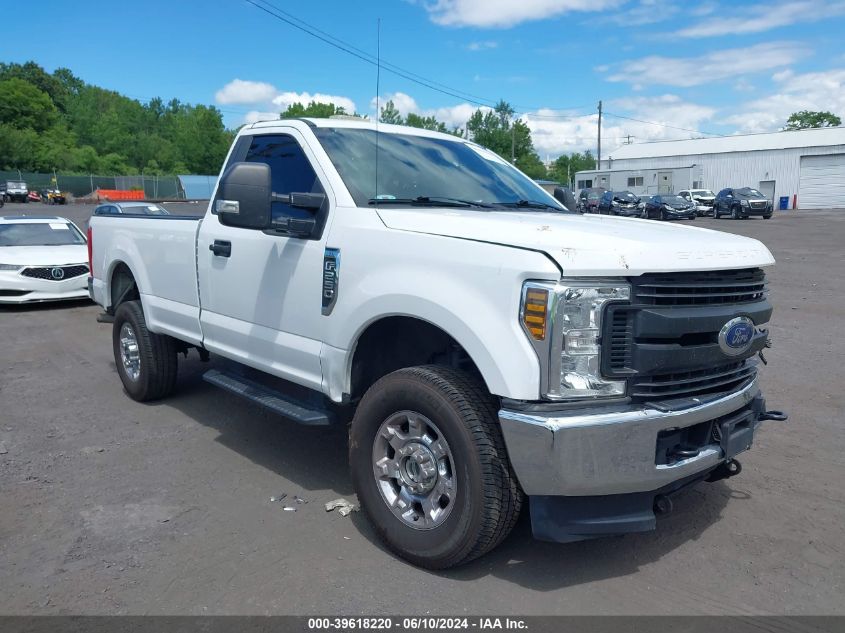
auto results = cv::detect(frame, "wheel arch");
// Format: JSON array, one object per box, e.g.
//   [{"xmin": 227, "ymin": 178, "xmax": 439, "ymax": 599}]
[{"xmin": 345, "ymin": 314, "xmax": 491, "ymax": 402}]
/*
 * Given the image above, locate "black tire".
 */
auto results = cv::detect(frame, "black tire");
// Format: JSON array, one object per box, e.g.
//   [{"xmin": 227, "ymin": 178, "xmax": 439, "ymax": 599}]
[
  {"xmin": 660, "ymin": 209, "xmax": 668, "ymax": 221},
  {"xmin": 350, "ymin": 365, "xmax": 522, "ymax": 569},
  {"xmin": 112, "ymin": 300, "xmax": 178, "ymax": 402},
  {"xmin": 763, "ymin": 214, "xmax": 772, "ymax": 220},
  {"xmin": 731, "ymin": 206, "xmax": 740, "ymax": 220}
]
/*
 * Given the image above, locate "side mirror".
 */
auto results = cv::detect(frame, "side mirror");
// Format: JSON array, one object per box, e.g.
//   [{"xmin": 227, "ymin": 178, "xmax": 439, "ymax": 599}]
[
  {"xmin": 553, "ymin": 187, "xmax": 577, "ymax": 212},
  {"xmin": 215, "ymin": 162, "xmax": 272, "ymax": 230}
]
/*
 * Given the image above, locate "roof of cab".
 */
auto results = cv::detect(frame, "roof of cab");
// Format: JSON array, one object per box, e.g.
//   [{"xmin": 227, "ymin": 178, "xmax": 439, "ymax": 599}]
[{"xmin": 247, "ymin": 117, "xmax": 465, "ymax": 143}]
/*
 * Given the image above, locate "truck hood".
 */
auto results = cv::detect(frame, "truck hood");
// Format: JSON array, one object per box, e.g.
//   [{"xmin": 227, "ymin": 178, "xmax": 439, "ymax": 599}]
[
  {"xmin": 376, "ymin": 208, "xmax": 775, "ymax": 276},
  {"xmin": 0, "ymin": 244, "xmax": 88, "ymax": 267}
]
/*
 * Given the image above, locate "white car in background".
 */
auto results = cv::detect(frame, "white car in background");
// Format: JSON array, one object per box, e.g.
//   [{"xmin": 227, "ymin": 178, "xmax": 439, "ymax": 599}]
[{"xmin": 0, "ymin": 215, "xmax": 90, "ymax": 304}]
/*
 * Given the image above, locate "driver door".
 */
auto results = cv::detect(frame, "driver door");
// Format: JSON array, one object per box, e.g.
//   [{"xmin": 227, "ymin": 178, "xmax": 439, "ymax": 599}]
[{"xmin": 197, "ymin": 130, "xmax": 334, "ymax": 392}]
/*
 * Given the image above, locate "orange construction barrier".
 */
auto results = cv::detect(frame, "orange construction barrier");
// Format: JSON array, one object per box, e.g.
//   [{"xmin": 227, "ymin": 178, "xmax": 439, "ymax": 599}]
[{"xmin": 96, "ymin": 189, "xmax": 145, "ymax": 201}]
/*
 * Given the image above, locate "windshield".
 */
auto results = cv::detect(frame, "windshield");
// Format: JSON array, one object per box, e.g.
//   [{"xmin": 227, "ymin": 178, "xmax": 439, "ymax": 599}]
[
  {"xmin": 7, "ymin": 181, "xmax": 25, "ymax": 188},
  {"xmin": 690, "ymin": 190, "xmax": 715, "ymax": 197},
  {"xmin": 0, "ymin": 222, "xmax": 86, "ymax": 246},
  {"xmin": 313, "ymin": 127, "xmax": 567, "ymax": 212},
  {"xmin": 735, "ymin": 188, "xmax": 765, "ymax": 198}
]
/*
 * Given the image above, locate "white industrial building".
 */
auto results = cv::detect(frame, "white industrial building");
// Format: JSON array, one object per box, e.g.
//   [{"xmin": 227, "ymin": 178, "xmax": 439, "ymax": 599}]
[{"xmin": 574, "ymin": 126, "xmax": 845, "ymax": 210}]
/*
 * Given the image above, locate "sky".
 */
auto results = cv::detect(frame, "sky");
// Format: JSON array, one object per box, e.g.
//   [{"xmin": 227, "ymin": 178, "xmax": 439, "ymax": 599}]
[{"xmin": 3, "ymin": 0, "xmax": 845, "ymax": 159}]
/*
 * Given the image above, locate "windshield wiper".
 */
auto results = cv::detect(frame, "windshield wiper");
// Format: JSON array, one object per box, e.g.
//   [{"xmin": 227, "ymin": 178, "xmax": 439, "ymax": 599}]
[
  {"xmin": 492, "ymin": 199, "xmax": 564, "ymax": 211},
  {"xmin": 368, "ymin": 196, "xmax": 492, "ymax": 208}
]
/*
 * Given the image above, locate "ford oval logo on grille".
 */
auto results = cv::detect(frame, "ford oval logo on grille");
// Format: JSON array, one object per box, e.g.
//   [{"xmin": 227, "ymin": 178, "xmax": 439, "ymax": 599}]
[{"xmin": 718, "ymin": 316, "xmax": 755, "ymax": 356}]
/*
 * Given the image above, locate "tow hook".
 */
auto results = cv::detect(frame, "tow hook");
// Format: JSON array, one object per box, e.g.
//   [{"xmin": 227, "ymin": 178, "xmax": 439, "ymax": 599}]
[
  {"xmin": 760, "ymin": 410, "xmax": 788, "ymax": 422},
  {"xmin": 653, "ymin": 494, "xmax": 673, "ymax": 515},
  {"xmin": 706, "ymin": 458, "xmax": 743, "ymax": 483}
]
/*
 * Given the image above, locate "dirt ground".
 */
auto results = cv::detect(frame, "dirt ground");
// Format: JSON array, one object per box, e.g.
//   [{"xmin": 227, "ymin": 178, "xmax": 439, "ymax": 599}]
[{"xmin": 1, "ymin": 203, "xmax": 843, "ymax": 615}]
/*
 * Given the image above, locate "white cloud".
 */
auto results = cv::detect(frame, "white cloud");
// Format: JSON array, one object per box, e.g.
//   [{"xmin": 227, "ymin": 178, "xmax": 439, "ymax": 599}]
[
  {"xmin": 243, "ymin": 110, "xmax": 283, "ymax": 124},
  {"xmin": 466, "ymin": 40, "xmax": 498, "ymax": 51},
  {"xmin": 600, "ymin": 0, "xmax": 680, "ymax": 27},
  {"xmin": 607, "ymin": 42, "xmax": 807, "ymax": 87},
  {"xmin": 215, "ymin": 79, "xmax": 358, "ymax": 123},
  {"xmin": 215, "ymin": 79, "xmax": 278, "ymax": 105},
  {"xmin": 678, "ymin": 0, "xmax": 845, "ymax": 37},
  {"xmin": 271, "ymin": 91, "xmax": 357, "ymax": 114},
  {"xmin": 525, "ymin": 95, "xmax": 716, "ymax": 158},
  {"xmin": 370, "ymin": 92, "xmax": 485, "ymax": 130},
  {"xmin": 720, "ymin": 68, "xmax": 845, "ymax": 133},
  {"xmin": 421, "ymin": 0, "xmax": 622, "ymax": 28}
]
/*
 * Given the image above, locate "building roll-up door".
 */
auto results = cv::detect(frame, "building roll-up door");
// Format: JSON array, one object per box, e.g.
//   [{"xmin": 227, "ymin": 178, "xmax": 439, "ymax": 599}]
[{"xmin": 799, "ymin": 154, "xmax": 845, "ymax": 209}]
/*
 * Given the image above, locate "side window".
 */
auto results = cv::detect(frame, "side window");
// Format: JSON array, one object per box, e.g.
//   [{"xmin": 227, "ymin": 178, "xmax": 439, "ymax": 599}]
[{"xmin": 245, "ymin": 134, "xmax": 324, "ymax": 222}]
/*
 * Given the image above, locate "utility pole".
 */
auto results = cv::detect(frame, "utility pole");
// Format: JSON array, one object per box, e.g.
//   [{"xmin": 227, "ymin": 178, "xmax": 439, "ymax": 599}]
[{"xmin": 597, "ymin": 100, "xmax": 602, "ymax": 169}]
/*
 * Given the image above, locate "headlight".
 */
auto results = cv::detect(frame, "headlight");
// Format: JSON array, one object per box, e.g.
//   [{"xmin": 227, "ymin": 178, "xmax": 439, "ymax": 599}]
[
  {"xmin": 741, "ymin": 199, "xmax": 749, "ymax": 207},
  {"xmin": 521, "ymin": 280, "xmax": 630, "ymax": 400},
  {"xmin": 0, "ymin": 264, "xmax": 22, "ymax": 271},
  {"xmin": 663, "ymin": 204, "xmax": 674, "ymax": 210}
]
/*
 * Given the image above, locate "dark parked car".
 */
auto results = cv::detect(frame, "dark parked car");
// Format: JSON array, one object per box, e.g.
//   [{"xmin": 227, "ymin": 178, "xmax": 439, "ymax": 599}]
[
  {"xmin": 598, "ymin": 190, "xmax": 641, "ymax": 216},
  {"xmin": 713, "ymin": 187, "xmax": 773, "ymax": 219},
  {"xmin": 577, "ymin": 187, "xmax": 606, "ymax": 213},
  {"xmin": 643, "ymin": 194, "xmax": 697, "ymax": 220}
]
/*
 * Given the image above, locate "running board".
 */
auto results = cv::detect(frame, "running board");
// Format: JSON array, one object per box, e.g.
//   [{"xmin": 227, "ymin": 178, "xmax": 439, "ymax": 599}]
[{"xmin": 202, "ymin": 369, "xmax": 333, "ymax": 426}]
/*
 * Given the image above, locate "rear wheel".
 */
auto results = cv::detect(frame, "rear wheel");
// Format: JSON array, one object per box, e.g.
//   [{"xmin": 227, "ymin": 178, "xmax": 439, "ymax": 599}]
[
  {"xmin": 112, "ymin": 300, "xmax": 178, "ymax": 402},
  {"xmin": 350, "ymin": 365, "xmax": 522, "ymax": 569}
]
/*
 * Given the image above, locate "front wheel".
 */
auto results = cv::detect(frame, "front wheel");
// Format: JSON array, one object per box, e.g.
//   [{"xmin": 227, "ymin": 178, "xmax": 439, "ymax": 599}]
[
  {"xmin": 112, "ymin": 300, "xmax": 178, "ymax": 402},
  {"xmin": 731, "ymin": 206, "xmax": 740, "ymax": 220},
  {"xmin": 350, "ymin": 366, "xmax": 522, "ymax": 569}
]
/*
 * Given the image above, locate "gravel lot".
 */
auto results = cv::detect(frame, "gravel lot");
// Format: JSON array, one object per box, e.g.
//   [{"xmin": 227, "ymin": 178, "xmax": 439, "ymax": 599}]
[{"xmin": 1, "ymin": 203, "xmax": 843, "ymax": 615}]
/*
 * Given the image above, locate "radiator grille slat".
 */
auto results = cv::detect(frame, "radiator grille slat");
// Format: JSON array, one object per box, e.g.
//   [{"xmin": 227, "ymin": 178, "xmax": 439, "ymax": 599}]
[{"xmin": 21, "ymin": 265, "xmax": 89, "ymax": 281}]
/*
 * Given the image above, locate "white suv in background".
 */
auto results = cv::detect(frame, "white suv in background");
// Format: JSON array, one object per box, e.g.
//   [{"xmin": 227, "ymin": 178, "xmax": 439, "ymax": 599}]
[{"xmin": 678, "ymin": 189, "xmax": 716, "ymax": 216}]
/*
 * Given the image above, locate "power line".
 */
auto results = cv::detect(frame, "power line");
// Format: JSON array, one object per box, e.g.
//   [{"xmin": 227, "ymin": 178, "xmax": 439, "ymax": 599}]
[
  {"xmin": 242, "ymin": 0, "xmax": 496, "ymax": 108},
  {"xmin": 241, "ymin": 0, "xmax": 592, "ymax": 115},
  {"xmin": 603, "ymin": 111, "xmax": 722, "ymax": 137}
]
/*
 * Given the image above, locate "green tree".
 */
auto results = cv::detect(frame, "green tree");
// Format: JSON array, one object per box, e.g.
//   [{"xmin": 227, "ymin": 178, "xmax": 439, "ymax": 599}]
[
  {"xmin": 405, "ymin": 112, "xmax": 449, "ymax": 133},
  {"xmin": 379, "ymin": 99, "xmax": 403, "ymax": 124},
  {"xmin": 281, "ymin": 101, "xmax": 353, "ymax": 118},
  {"xmin": 466, "ymin": 101, "xmax": 545, "ymax": 177},
  {"xmin": 549, "ymin": 151, "xmax": 596, "ymax": 185},
  {"xmin": 0, "ymin": 78, "xmax": 57, "ymax": 132},
  {"xmin": 784, "ymin": 110, "xmax": 842, "ymax": 130}
]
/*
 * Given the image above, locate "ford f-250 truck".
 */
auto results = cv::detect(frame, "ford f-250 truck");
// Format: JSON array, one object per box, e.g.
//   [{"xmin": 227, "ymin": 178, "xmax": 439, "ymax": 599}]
[{"xmin": 88, "ymin": 118, "xmax": 787, "ymax": 569}]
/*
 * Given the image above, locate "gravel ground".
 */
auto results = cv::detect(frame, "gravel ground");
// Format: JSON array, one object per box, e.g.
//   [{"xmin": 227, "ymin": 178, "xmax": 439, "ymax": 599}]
[{"xmin": 1, "ymin": 203, "xmax": 843, "ymax": 615}]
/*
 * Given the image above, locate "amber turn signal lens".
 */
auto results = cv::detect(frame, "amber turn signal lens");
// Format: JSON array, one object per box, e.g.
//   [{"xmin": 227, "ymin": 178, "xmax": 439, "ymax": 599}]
[{"xmin": 523, "ymin": 288, "xmax": 549, "ymax": 340}]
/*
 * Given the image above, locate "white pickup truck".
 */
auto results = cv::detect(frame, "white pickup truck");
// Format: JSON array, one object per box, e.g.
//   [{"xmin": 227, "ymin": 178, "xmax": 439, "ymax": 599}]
[{"xmin": 89, "ymin": 118, "xmax": 786, "ymax": 569}]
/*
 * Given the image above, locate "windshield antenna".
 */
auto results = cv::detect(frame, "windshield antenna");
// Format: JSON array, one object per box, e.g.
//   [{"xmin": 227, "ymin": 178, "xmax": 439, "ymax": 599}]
[{"xmin": 375, "ymin": 18, "xmax": 381, "ymax": 203}]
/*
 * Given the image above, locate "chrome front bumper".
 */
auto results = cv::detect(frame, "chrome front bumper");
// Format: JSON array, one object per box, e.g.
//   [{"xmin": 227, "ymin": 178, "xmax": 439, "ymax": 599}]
[{"xmin": 499, "ymin": 378, "xmax": 762, "ymax": 497}]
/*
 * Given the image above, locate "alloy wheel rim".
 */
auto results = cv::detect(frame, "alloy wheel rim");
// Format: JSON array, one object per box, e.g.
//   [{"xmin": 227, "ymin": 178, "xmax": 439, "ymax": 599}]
[
  {"xmin": 119, "ymin": 323, "xmax": 141, "ymax": 381},
  {"xmin": 372, "ymin": 410, "xmax": 456, "ymax": 530}
]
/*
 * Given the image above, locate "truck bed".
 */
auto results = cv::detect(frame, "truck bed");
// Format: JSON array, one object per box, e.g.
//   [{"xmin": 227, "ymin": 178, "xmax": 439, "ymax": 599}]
[{"xmin": 89, "ymin": 214, "xmax": 204, "ymax": 345}]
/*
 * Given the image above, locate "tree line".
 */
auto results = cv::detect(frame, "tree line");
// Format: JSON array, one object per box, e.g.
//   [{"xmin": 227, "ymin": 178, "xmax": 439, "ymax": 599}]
[
  {"xmin": 1, "ymin": 60, "xmax": 598, "ymax": 181},
  {"xmin": 0, "ymin": 61, "xmax": 234, "ymax": 175}
]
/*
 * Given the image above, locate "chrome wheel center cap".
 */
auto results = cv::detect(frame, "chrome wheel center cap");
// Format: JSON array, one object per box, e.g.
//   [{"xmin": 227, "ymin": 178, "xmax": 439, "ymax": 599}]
[{"xmin": 400, "ymin": 443, "xmax": 438, "ymax": 493}]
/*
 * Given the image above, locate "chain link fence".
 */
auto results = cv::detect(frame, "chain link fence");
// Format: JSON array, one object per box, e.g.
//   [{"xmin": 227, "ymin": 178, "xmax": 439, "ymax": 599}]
[{"xmin": 1, "ymin": 171, "xmax": 188, "ymax": 199}]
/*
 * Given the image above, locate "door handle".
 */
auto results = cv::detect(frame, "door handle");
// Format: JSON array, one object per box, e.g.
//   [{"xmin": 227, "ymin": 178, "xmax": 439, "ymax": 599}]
[{"xmin": 209, "ymin": 240, "xmax": 232, "ymax": 257}]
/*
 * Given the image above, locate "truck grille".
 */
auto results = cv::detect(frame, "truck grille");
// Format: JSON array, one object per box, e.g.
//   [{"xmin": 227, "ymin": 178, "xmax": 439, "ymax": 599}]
[
  {"xmin": 631, "ymin": 268, "xmax": 766, "ymax": 307},
  {"xmin": 750, "ymin": 201, "xmax": 768, "ymax": 210},
  {"xmin": 21, "ymin": 265, "xmax": 89, "ymax": 281},
  {"xmin": 629, "ymin": 361, "xmax": 757, "ymax": 400},
  {"xmin": 603, "ymin": 267, "xmax": 770, "ymax": 402}
]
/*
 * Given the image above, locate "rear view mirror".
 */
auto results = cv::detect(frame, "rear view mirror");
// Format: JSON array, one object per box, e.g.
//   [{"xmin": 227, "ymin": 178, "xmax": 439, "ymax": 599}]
[{"xmin": 216, "ymin": 162, "xmax": 272, "ymax": 230}]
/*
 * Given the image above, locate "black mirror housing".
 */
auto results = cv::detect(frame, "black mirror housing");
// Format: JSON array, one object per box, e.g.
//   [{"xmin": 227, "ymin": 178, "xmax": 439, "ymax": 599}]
[{"xmin": 216, "ymin": 162, "xmax": 272, "ymax": 230}]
